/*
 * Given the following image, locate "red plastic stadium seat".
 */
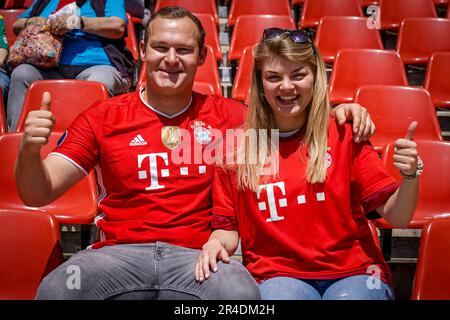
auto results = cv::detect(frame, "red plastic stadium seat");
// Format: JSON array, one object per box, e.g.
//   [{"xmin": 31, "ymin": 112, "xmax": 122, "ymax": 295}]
[
  {"xmin": 0, "ymin": 133, "xmax": 98, "ymax": 224},
  {"xmin": 300, "ymin": 0, "xmax": 363, "ymax": 29},
  {"xmin": 228, "ymin": 15, "xmax": 295, "ymax": 62},
  {"xmin": 138, "ymin": 46, "xmax": 222, "ymax": 96},
  {"xmin": 154, "ymin": 0, "xmax": 219, "ymax": 25},
  {"xmin": 195, "ymin": 13, "xmax": 222, "ymax": 61},
  {"xmin": 292, "ymin": 0, "xmax": 304, "ymax": 4},
  {"xmin": 380, "ymin": 0, "xmax": 437, "ymax": 31},
  {"xmin": 354, "ymin": 85, "xmax": 443, "ymax": 152},
  {"xmin": 412, "ymin": 217, "xmax": 450, "ymax": 300},
  {"xmin": 0, "ymin": 8, "xmax": 25, "ymax": 45},
  {"xmin": 193, "ymin": 82, "xmax": 216, "ymax": 95},
  {"xmin": 360, "ymin": 0, "xmax": 379, "ymax": 6},
  {"xmin": 0, "ymin": 209, "xmax": 64, "ymax": 299},
  {"xmin": 314, "ymin": 16, "xmax": 383, "ymax": 64},
  {"xmin": 16, "ymin": 80, "xmax": 109, "ymax": 132},
  {"xmin": 424, "ymin": 52, "xmax": 450, "ymax": 109},
  {"xmin": 379, "ymin": 140, "xmax": 450, "ymax": 228},
  {"xmin": 4, "ymin": 0, "xmax": 34, "ymax": 8},
  {"xmin": 0, "ymin": 88, "xmax": 6, "ymax": 134},
  {"xmin": 232, "ymin": 45, "xmax": 253, "ymax": 102},
  {"xmin": 228, "ymin": 0, "xmax": 292, "ymax": 27},
  {"xmin": 396, "ymin": 18, "xmax": 450, "ymax": 65},
  {"xmin": 125, "ymin": 13, "xmax": 139, "ymax": 62},
  {"xmin": 328, "ymin": 49, "xmax": 408, "ymax": 104}
]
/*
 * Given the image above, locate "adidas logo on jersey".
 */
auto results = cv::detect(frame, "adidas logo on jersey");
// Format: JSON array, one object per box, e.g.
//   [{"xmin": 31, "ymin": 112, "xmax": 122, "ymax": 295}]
[{"xmin": 129, "ymin": 134, "xmax": 148, "ymax": 146}]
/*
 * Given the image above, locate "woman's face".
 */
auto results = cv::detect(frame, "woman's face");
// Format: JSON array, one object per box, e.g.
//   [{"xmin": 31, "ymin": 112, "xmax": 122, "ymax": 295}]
[{"xmin": 261, "ymin": 54, "xmax": 315, "ymax": 131}]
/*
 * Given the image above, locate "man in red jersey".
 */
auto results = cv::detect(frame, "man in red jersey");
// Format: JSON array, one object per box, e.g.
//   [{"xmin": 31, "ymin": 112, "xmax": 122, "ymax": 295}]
[{"xmin": 15, "ymin": 7, "xmax": 374, "ymax": 299}]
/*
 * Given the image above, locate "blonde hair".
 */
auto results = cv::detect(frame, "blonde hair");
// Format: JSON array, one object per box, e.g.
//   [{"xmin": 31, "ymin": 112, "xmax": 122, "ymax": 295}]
[{"xmin": 237, "ymin": 33, "xmax": 330, "ymax": 191}]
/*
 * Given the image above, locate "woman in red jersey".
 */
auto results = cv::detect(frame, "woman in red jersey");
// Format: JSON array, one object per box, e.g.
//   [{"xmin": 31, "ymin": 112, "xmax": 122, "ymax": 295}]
[{"xmin": 195, "ymin": 28, "xmax": 420, "ymax": 300}]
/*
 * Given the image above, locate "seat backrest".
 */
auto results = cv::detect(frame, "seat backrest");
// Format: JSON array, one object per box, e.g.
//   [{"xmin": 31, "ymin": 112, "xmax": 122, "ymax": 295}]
[
  {"xmin": 0, "ymin": 88, "xmax": 6, "ymax": 134},
  {"xmin": 381, "ymin": 140, "xmax": 450, "ymax": 228},
  {"xmin": 138, "ymin": 45, "xmax": 222, "ymax": 95},
  {"xmin": 125, "ymin": 12, "xmax": 139, "ymax": 62},
  {"xmin": 228, "ymin": 15, "xmax": 296, "ymax": 62},
  {"xmin": 16, "ymin": 80, "xmax": 108, "ymax": 132},
  {"xmin": 0, "ymin": 132, "xmax": 98, "ymax": 224},
  {"xmin": 396, "ymin": 18, "xmax": 450, "ymax": 65},
  {"xmin": 412, "ymin": 217, "xmax": 450, "ymax": 299},
  {"xmin": 328, "ymin": 49, "xmax": 408, "ymax": 104},
  {"xmin": 228, "ymin": 0, "xmax": 292, "ymax": 26},
  {"xmin": 354, "ymin": 85, "xmax": 443, "ymax": 152},
  {"xmin": 424, "ymin": 52, "xmax": 450, "ymax": 108},
  {"xmin": 154, "ymin": 0, "xmax": 218, "ymax": 25},
  {"xmin": 315, "ymin": 16, "xmax": 383, "ymax": 63},
  {"xmin": 0, "ymin": 209, "xmax": 64, "ymax": 299},
  {"xmin": 300, "ymin": 0, "xmax": 363, "ymax": 29},
  {"xmin": 195, "ymin": 13, "xmax": 222, "ymax": 61},
  {"xmin": 380, "ymin": 0, "xmax": 437, "ymax": 31},
  {"xmin": 232, "ymin": 45, "xmax": 254, "ymax": 102},
  {"xmin": 360, "ymin": 0, "xmax": 379, "ymax": 6},
  {"xmin": 0, "ymin": 8, "xmax": 25, "ymax": 45},
  {"xmin": 193, "ymin": 82, "xmax": 216, "ymax": 96}
]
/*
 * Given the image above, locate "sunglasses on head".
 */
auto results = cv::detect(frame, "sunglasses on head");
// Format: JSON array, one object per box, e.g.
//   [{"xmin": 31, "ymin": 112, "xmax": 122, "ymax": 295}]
[{"xmin": 262, "ymin": 27, "xmax": 313, "ymax": 44}]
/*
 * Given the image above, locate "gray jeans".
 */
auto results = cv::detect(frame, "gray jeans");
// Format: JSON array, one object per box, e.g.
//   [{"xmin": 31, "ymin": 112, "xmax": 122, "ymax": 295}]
[
  {"xmin": 6, "ymin": 63, "xmax": 130, "ymax": 131},
  {"xmin": 36, "ymin": 242, "xmax": 260, "ymax": 300}
]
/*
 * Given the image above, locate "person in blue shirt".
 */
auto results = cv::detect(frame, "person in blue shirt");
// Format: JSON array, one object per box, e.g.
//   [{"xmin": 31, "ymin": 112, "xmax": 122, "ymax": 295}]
[{"xmin": 7, "ymin": 0, "xmax": 132, "ymax": 131}]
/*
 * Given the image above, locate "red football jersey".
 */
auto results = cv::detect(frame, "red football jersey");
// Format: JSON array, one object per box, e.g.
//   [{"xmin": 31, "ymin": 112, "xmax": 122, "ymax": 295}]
[
  {"xmin": 51, "ymin": 88, "xmax": 246, "ymax": 249},
  {"xmin": 212, "ymin": 117, "xmax": 399, "ymax": 284}
]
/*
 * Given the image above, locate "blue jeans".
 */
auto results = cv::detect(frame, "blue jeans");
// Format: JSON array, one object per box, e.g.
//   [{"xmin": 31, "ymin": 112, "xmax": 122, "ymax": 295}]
[
  {"xmin": 36, "ymin": 242, "xmax": 260, "ymax": 300},
  {"xmin": 259, "ymin": 276, "xmax": 394, "ymax": 300}
]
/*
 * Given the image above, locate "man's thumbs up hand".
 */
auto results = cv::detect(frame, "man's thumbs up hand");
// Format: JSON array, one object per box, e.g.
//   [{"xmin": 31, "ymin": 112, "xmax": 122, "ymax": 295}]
[{"xmin": 20, "ymin": 92, "xmax": 55, "ymax": 155}]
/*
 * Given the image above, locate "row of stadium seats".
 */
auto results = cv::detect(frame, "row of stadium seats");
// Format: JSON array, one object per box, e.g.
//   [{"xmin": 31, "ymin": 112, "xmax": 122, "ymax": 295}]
[{"xmin": 0, "ymin": 79, "xmax": 448, "ymax": 230}]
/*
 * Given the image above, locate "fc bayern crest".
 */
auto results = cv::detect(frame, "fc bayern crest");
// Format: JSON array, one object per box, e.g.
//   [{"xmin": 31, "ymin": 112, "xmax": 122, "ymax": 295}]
[
  {"xmin": 326, "ymin": 147, "xmax": 332, "ymax": 168},
  {"xmin": 191, "ymin": 121, "xmax": 213, "ymax": 145}
]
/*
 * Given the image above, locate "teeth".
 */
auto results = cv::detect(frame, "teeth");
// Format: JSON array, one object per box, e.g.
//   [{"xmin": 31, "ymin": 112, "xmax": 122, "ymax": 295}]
[{"xmin": 279, "ymin": 95, "xmax": 297, "ymax": 100}]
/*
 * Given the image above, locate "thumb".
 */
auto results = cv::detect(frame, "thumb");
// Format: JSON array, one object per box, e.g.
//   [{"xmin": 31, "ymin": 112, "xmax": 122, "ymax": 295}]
[
  {"xmin": 405, "ymin": 121, "xmax": 418, "ymax": 141},
  {"xmin": 40, "ymin": 92, "xmax": 51, "ymax": 111}
]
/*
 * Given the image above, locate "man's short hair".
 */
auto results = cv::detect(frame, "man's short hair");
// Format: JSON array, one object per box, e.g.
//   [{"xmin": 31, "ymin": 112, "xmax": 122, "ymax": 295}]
[{"xmin": 144, "ymin": 6, "xmax": 206, "ymax": 50}]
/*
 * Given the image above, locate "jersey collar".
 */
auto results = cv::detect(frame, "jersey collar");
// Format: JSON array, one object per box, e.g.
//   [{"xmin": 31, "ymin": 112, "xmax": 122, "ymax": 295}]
[{"xmin": 139, "ymin": 85, "xmax": 192, "ymax": 119}]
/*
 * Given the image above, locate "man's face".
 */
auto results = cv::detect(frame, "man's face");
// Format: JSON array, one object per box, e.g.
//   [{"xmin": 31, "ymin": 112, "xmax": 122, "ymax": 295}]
[{"xmin": 140, "ymin": 17, "xmax": 206, "ymax": 95}]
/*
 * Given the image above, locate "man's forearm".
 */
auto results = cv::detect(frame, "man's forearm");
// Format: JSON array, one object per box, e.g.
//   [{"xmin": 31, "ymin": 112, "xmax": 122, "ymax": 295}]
[
  {"xmin": 81, "ymin": 16, "xmax": 125, "ymax": 39},
  {"xmin": 15, "ymin": 151, "xmax": 53, "ymax": 207}
]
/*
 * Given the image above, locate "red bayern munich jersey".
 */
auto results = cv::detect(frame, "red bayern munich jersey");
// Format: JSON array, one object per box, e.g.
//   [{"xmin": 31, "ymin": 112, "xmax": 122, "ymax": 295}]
[
  {"xmin": 212, "ymin": 116, "xmax": 399, "ymax": 284},
  {"xmin": 50, "ymin": 88, "xmax": 246, "ymax": 249}
]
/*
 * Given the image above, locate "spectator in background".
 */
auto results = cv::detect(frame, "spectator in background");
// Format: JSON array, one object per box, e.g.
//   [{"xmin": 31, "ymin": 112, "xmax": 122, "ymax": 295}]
[
  {"xmin": 6, "ymin": 0, "xmax": 132, "ymax": 131},
  {"xmin": 0, "ymin": 14, "xmax": 10, "ymax": 109}
]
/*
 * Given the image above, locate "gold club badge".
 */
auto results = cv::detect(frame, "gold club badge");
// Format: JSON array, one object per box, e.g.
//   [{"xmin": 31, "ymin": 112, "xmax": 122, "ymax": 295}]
[{"xmin": 161, "ymin": 126, "xmax": 182, "ymax": 150}]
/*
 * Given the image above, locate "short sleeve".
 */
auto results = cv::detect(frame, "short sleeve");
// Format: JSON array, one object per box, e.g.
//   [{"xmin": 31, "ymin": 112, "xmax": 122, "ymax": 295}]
[
  {"xmin": 211, "ymin": 166, "xmax": 238, "ymax": 231},
  {"xmin": 105, "ymin": 0, "xmax": 127, "ymax": 22},
  {"xmin": 49, "ymin": 105, "xmax": 102, "ymax": 175},
  {"xmin": 351, "ymin": 141, "xmax": 399, "ymax": 214}
]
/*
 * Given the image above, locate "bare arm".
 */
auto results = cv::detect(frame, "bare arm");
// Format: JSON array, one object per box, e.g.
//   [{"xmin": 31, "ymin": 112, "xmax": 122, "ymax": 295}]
[
  {"xmin": 15, "ymin": 92, "xmax": 85, "ymax": 207},
  {"xmin": 377, "ymin": 122, "xmax": 420, "ymax": 228},
  {"xmin": 195, "ymin": 229, "xmax": 239, "ymax": 282},
  {"xmin": 13, "ymin": 17, "xmax": 47, "ymax": 35},
  {"xmin": 80, "ymin": 16, "xmax": 125, "ymax": 39}
]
